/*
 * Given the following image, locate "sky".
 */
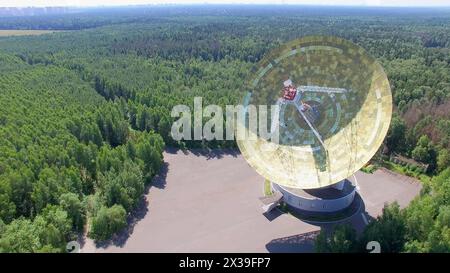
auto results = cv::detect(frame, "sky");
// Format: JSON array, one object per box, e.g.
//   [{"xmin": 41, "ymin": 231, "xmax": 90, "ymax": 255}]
[{"xmin": 1, "ymin": 0, "xmax": 450, "ymax": 8}]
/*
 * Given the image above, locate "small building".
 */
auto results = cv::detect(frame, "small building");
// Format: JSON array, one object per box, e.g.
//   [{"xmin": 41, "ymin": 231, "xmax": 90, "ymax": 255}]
[
  {"xmin": 282, "ymin": 84, "xmax": 297, "ymax": 100},
  {"xmin": 390, "ymin": 153, "xmax": 429, "ymax": 173}
]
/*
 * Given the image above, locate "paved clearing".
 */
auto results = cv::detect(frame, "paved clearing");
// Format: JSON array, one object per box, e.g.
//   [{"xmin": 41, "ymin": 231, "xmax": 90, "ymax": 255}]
[{"xmin": 82, "ymin": 149, "xmax": 421, "ymax": 253}]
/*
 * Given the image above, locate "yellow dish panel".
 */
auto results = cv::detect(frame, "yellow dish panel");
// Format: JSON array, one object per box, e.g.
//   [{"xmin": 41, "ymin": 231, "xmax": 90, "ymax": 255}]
[{"xmin": 237, "ymin": 36, "xmax": 392, "ymax": 189}]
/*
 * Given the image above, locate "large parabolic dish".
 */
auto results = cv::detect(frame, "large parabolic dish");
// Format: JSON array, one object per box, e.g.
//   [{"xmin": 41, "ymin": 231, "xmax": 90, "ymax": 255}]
[{"xmin": 237, "ymin": 36, "xmax": 392, "ymax": 189}]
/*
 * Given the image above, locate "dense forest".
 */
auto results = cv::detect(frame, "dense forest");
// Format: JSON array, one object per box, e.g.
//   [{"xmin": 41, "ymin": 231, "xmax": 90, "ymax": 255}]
[{"xmin": 0, "ymin": 5, "xmax": 449, "ymax": 252}]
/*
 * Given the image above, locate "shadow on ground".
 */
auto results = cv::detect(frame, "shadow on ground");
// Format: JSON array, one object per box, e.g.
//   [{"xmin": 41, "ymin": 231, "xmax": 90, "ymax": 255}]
[
  {"xmin": 262, "ymin": 209, "xmax": 284, "ymax": 222},
  {"xmin": 165, "ymin": 146, "xmax": 239, "ymax": 159},
  {"xmin": 265, "ymin": 193, "xmax": 375, "ymax": 253},
  {"xmin": 88, "ymin": 162, "xmax": 170, "ymax": 249},
  {"xmin": 265, "ymin": 230, "xmax": 320, "ymax": 253},
  {"xmin": 152, "ymin": 161, "xmax": 169, "ymax": 190}
]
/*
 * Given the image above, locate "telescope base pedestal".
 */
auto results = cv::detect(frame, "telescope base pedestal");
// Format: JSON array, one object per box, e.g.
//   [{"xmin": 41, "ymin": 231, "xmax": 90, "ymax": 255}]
[{"xmin": 272, "ymin": 178, "xmax": 357, "ymax": 213}]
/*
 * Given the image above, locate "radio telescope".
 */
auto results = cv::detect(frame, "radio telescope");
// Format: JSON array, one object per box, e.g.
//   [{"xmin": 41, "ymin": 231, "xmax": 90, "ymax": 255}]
[{"xmin": 237, "ymin": 36, "xmax": 392, "ymax": 214}]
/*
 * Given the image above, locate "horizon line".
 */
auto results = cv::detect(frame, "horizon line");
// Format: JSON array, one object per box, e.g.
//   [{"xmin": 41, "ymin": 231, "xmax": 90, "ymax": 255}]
[{"xmin": 2, "ymin": 3, "xmax": 450, "ymax": 9}]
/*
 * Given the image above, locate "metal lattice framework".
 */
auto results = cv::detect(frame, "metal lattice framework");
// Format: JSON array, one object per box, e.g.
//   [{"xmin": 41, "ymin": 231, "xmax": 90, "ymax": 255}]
[{"xmin": 237, "ymin": 36, "xmax": 392, "ymax": 189}]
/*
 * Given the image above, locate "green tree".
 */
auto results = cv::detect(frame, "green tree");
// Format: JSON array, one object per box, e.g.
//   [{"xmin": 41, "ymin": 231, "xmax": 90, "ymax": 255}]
[
  {"xmin": 59, "ymin": 193, "xmax": 85, "ymax": 231},
  {"xmin": 412, "ymin": 135, "xmax": 437, "ymax": 171},
  {"xmin": 100, "ymin": 160, "xmax": 144, "ymax": 212},
  {"xmin": 360, "ymin": 203, "xmax": 406, "ymax": 253},
  {"xmin": 8, "ymin": 168, "xmax": 34, "ymax": 217},
  {"xmin": 0, "ymin": 218, "xmax": 40, "ymax": 253},
  {"xmin": 315, "ymin": 224, "xmax": 358, "ymax": 253},
  {"xmin": 31, "ymin": 168, "xmax": 64, "ymax": 213},
  {"xmin": 0, "ymin": 179, "xmax": 15, "ymax": 223},
  {"xmin": 386, "ymin": 116, "xmax": 406, "ymax": 154},
  {"xmin": 34, "ymin": 205, "xmax": 72, "ymax": 251},
  {"xmin": 437, "ymin": 149, "xmax": 450, "ymax": 173},
  {"xmin": 89, "ymin": 204, "xmax": 127, "ymax": 241},
  {"xmin": 405, "ymin": 195, "xmax": 438, "ymax": 243}
]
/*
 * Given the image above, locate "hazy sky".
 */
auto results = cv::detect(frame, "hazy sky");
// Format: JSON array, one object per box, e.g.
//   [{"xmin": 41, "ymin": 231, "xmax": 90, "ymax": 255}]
[{"xmin": 1, "ymin": 0, "xmax": 450, "ymax": 8}]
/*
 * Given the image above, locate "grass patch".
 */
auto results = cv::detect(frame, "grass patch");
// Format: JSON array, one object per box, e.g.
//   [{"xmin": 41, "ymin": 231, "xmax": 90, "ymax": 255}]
[
  {"xmin": 360, "ymin": 164, "xmax": 377, "ymax": 174},
  {"xmin": 264, "ymin": 179, "xmax": 273, "ymax": 197}
]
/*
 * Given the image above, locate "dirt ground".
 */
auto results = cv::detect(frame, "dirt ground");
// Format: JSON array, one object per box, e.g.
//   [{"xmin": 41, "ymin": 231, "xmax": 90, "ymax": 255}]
[
  {"xmin": 0, "ymin": 30, "xmax": 59, "ymax": 36},
  {"xmin": 82, "ymin": 149, "xmax": 421, "ymax": 253}
]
